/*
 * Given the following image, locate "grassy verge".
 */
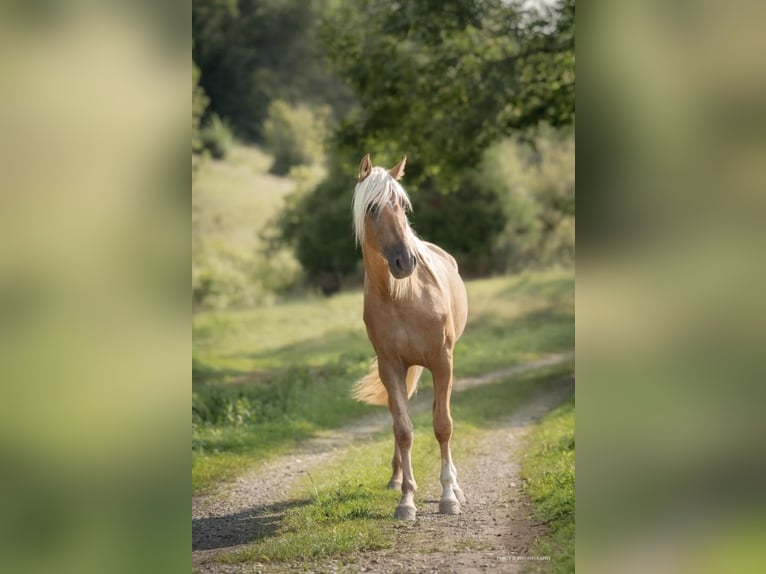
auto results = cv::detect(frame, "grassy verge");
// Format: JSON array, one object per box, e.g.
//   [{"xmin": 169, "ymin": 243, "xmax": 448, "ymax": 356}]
[
  {"xmin": 213, "ymin": 364, "xmax": 573, "ymax": 567},
  {"xmin": 192, "ymin": 268, "xmax": 574, "ymax": 494},
  {"xmin": 520, "ymin": 398, "xmax": 575, "ymax": 573},
  {"xmin": 193, "ymin": 267, "xmax": 574, "ymax": 378},
  {"xmin": 192, "ymin": 357, "xmax": 373, "ymax": 493}
]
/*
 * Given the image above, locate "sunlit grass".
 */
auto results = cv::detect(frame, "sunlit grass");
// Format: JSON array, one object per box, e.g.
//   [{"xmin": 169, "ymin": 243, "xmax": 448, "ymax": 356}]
[
  {"xmin": 457, "ymin": 267, "xmax": 574, "ymax": 375},
  {"xmin": 520, "ymin": 398, "xmax": 575, "ymax": 573},
  {"xmin": 194, "ymin": 143, "xmax": 293, "ymax": 247},
  {"xmin": 193, "ymin": 267, "xmax": 574, "ymax": 377},
  {"xmin": 192, "ymin": 361, "xmax": 373, "ymax": 493}
]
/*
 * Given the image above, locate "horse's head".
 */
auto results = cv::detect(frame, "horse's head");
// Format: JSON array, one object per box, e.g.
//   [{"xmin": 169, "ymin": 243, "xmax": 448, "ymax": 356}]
[{"xmin": 353, "ymin": 154, "xmax": 417, "ymax": 279}]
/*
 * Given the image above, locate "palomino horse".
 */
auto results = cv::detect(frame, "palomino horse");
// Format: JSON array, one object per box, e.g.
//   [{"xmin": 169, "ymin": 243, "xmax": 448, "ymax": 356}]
[{"xmin": 351, "ymin": 153, "xmax": 468, "ymax": 521}]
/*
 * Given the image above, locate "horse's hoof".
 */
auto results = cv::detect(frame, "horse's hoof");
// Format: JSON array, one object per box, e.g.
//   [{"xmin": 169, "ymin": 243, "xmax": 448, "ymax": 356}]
[
  {"xmin": 454, "ymin": 488, "xmax": 467, "ymax": 505},
  {"xmin": 387, "ymin": 480, "xmax": 402, "ymax": 491},
  {"xmin": 394, "ymin": 504, "xmax": 417, "ymax": 521},
  {"xmin": 439, "ymin": 499, "xmax": 462, "ymax": 515}
]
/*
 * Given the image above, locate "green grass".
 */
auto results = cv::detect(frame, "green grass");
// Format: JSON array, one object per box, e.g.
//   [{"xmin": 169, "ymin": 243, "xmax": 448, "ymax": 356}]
[
  {"xmin": 213, "ymin": 364, "xmax": 574, "ymax": 567},
  {"xmin": 192, "ymin": 359, "xmax": 373, "ymax": 493},
  {"xmin": 192, "ymin": 289, "xmax": 368, "ymax": 376},
  {"xmin": 520, "ymin": 398, "xmax": 575, "ymax": 573},
  {"xmin": 193, "ymin": 143, "xmax": 308, "ymax": 309},
  {"xmin": 192, "ymin": 267, "xmax": 574, "ymax": 494},
  {"xmin": 457, "ymin": 269, "xmax": 574, "ymax": 375},
  {"xmin": 194, "ymin": 144, "xmax": 294, "ymax": 246},
  {"xmin": 193, "ymin": 267, "xmax": 573, "ymax": 377}
]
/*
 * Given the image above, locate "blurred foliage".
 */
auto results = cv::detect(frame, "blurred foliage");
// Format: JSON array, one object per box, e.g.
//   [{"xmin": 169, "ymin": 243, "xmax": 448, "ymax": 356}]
[
  {"xmin": 481, "ymin": 126, "xmax": 575, "ymax": 272},
  {"xmin": 265, "ymin": 167, "xmax": 357, "ymax": 289},
  {"xmin": 192, "ymin": 0, "xmax": 353, "ymax": 140},
  {"xmin": 192, "ymin": 144, "xmax": 304, "ymax": 311},
  {"xmin": 263, "ymin": 100, "xmax": 330, "ymax": 175},
  {"xmin": 200, "ymin": 114, "xmax": 234, "ymax": 160},
  {"xmin": 271, "ymin": 127, "xmax": 574, "ymax": 281},
  {"xmin": 192, "ymin": 243, "xmax": 301, "ymax": 311},
  {"xmin": 193, "ymin": 0, "xmax": 575, "ymax": 293},
  {"xmin": 192, "ymin": 61, "xmax": 209, "ymax": 178},
  {"xmin": 318, "ymin": 0, "xmax": 574, "ymax": 185},
  {"xmin": 267, "ymin": 0, "xmax": 575, "ymax": 283}
]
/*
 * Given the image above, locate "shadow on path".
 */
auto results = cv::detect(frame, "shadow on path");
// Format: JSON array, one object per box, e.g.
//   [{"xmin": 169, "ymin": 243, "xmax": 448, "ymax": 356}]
[{"xmin": 192, "ymin": 498, "xmax": 309, "ymax": 551}]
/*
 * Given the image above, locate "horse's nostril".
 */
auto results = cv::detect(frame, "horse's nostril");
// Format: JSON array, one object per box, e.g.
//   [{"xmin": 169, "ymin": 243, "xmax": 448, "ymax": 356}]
[{"xmin": 389, "ymin": 252, "xmax": 415, "ymax": 275}]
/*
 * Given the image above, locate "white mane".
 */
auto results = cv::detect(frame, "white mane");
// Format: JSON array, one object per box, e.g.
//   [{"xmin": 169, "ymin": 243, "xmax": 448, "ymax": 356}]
[
  {"xmin": 352, "ymin": 167, "xmax": 412, "ymax": 246},
  {"xmin": 352, "ymin": 167, "xmax": 442, "ymax": 300}
]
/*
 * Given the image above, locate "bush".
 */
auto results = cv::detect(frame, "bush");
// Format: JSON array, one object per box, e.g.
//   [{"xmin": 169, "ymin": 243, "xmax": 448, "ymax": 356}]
[
  {"xmin": 200, "ymin": 114, "xmax": 234, "ymax": 160},
  {"xmin": 475, "ymin": 127, "xmax": 575, "ymax": 272},
  {"xmin": 269, "ymin": 176, "xmax": 358, "ymax": 282},
  {"xmin": 263, "ymin": 100, "xmax": 329, "ymax": 175},
  {"xmin": 193, "ymin": 62, "xmax": 209, "ymax": 178},
  {"xmin": 192, "ymin": 246, "xmax": 303, "ymax": 311},
  {"xmin": 410, "ymin": 177, "xmax": 507, "ymax": 276},
  {"xmin": 267, "ymin": 127, "xmax": 573, "ymax": 290}
]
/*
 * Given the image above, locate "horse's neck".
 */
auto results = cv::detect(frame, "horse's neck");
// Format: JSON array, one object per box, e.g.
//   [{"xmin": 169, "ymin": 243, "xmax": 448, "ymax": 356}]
[{"xmin": 362, "ymin": 243, "xmax": 390, "ymax": 291}]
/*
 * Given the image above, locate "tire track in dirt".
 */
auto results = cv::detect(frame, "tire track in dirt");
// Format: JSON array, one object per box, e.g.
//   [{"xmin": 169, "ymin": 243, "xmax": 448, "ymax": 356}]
[{"xmin": 192, "ymin": 352, "xmax": 574, "ymax": 572}]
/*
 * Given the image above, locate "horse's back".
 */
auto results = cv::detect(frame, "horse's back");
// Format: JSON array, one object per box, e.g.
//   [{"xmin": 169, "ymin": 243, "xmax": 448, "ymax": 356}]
[{"xmin": 423, "ymin": 241, "xmax": 458, "ymax": 271}]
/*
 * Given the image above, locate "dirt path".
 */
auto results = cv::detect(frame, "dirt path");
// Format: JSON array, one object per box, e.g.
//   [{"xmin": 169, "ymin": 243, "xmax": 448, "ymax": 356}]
[{"xmin": 193, "ymin": 352, "xmax": 574, "ymax": 573}]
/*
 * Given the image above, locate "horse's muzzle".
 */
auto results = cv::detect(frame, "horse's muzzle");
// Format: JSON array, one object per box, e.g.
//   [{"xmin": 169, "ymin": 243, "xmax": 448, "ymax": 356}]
[{"xmin": 387, "ymin": 248, "xmax": 417, "ymax": 279}]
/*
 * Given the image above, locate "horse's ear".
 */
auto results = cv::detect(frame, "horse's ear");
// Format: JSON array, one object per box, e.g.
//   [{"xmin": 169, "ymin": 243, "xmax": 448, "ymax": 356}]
[
  {"xmin": 389, "ymin": 155, "xmax": 406, "ymax": 180},
  {"xmin": 358, "ymin": 153, "xmax": 373, "ymax": 182}
]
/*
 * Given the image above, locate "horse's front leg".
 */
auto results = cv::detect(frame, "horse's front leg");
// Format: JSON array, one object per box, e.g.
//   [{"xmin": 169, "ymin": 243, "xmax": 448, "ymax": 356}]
[
  {"xmin": 432, "ymin": 355, "xmax": 465, "ymax": 514},
  {"xmin": 380, "ymin": 358, "xmax": 417, "ymax": 520},
  {"xmin": 388, "ymin": 440, "xmax": 402, "ymax": 490}
]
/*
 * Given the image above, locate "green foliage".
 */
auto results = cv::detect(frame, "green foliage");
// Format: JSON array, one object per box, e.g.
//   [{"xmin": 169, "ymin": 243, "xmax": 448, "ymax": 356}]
[
  {"xmin": 192, "ymin": 0, "xmax": 353, "ymax": 141},
  {"xmin": 272, "ymin": 128, "xmax": 574, "ymax": 280},
  {"xmin": 410, "ymin": 177, "xmax": 507, "ymax": 276},
  {"xmin": 193, "ymin": 362, "xmax": 365, "ymax": 428},
  {"xmin": 192, "ymin": 61, "xmax": 209, "ymax": 178},
  {"xmin": 270, "ymin": 175, "xmax": 358, "ymax": 280},
  {"xmin": 476, "ymin": 127, "xmax": 575, "ymax": 272},
  {"xmin": 193, "ymin": 0, "xmax": 574, "ymax": 287},
  {"xmin": 318, "ymin": 0, "xmax": 574, "ymax": 182},
  {"xmin": 265, "ymin": 0, "xmax": 575, "ymax": 283},
  {"xmin": 200, "ymin": 114, "xmax": 234, "ymax": 160},
  {"xmin": 270, "ymin": 155, "xmax": 508, "ymax": 281},
  {"xmin": 263, "ymin": 100, "xmax": 329, "ymax": 175},
  {"xmin": 521, "ymin": 398, "xmax": 575, "ymax": 573},
  {"xmin": 192, "ymin": 357, "xmax": 372, "ymax": 492},
  {"xmin": 192, "ymin": 143, "xmax": 304, "ymax": 311},
  {"xmin": 192, "ymin": 246, "xmax": 301, "ymax": 310}
]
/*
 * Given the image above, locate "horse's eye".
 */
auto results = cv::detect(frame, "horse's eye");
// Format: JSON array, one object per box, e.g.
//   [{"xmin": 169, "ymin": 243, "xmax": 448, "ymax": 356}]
[{"xmin": 367, "ymin": 204, "xmax": 378, "ymax": 216}]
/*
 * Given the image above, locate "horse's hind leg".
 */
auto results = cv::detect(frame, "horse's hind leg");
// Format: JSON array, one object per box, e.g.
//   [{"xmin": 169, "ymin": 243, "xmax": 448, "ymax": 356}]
[
  {"xmin": 388, "ymin": 440, "xmax": 402, "ymax": 490},
  {"xmin": 380, "ymin": 359, "xmax": 418, "ymax": 520},
  {"xmin": 432, "ymin": 356, "xmax": 465, "ymax": 514}
]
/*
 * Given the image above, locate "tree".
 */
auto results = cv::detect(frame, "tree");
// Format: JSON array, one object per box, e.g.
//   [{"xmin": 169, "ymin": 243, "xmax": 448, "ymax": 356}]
[
  {"xmin": 318, "ymin": 0, "xmax": 574, "ymax": 188},
  {"xmin": 272, "ymin": 0, "xmax": 575, "ymax": 283},
  {"xmin": 192, "ymin": 0, "xmax": 353, "ymax": 140},
  {"xmin": 192, "ymin": 61, "xmax": 209, "ymax": 180}
]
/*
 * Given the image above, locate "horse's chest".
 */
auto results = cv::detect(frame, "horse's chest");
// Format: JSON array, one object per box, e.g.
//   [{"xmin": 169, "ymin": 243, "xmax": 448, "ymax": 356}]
[{"xmin": 364, "ymin": 300, "xmax": 449, "ymax": 361}]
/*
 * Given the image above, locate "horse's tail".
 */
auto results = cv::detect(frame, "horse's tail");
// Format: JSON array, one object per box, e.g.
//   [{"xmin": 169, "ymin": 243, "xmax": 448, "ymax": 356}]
[{"xmin": 352, "ymin": 358, "xmax": 424, "ymax": 406}]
